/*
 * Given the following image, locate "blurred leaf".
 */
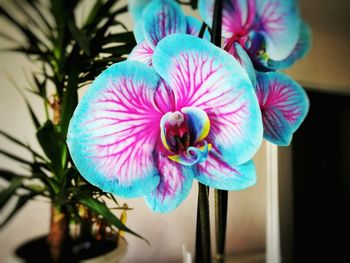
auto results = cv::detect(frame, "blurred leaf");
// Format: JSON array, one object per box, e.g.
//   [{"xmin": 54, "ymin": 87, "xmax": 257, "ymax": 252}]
[
  {"xmin": 36, "ymin": 121, "xmax": 64, "ymax": 174},
  {"xmin": 25, "ymin": 0, "xmax": 53, "ymax": 32},
  {"xmin": 191, "ymin": 0, "xmax": 198, "ymax": 9},
  {"xmin": 78, "ymin": 191, "xmax": 148, "ymax": 243},
  {"xmin": 60, "ymin": 64, "xmax": 79, "ymax": 136},
  {"xmin": 0, "ymin": 177, "xmax": 23, "ymax": 210},
  {"xmin": 102, "ymin": 43, "xmax": 135, "ymax": 56},
  {"xmin": 88, "ymin": 5, "xmax": 128, "ymax": 48},
  {"xmin": 32, "ymin": 74, "xmax": 47, "ymax": 100},
  {"xmin": 26, "ymin": 100, "xmax": 41, "ymax": 129},
  {"xmin": 0, "ymin": 130, "xmax": 45, "ymax": 160},
  {"xmin": 67, "ymin": 18, "xmax": 91, "ymax": 56},
  {"xmin": 24, "ymin": 182, "xmax": 46, "ymax": 193},
  {"xmin": 84, "ymin": 0, "xmax": 120, "ymax": 31},
  {"xmin": 0, "ymin": 5, "xmax": 48, "ymax": 52},
  {"xmin": 0, "ymin": 149, "xmax": 33, "ymax": 166},
  {"xmin": 4, "ymin": 46, "xmax": 49, "ymax": 61},
  {"xmin": 12, "ymin": 0, "xmax": 50, "ymax": 40},
  {"xmin": 0, "ymin": 31, "xmax": 18, "ymax": 43},
  {"xmin": 101, "ymin": 32, "xmax": 136, "ymax": 45},
  {"xmin": 0, "ymin": 194, "xmax": 35, "ymax": 228},
  {"xmin": 0, "ymin": 169, "xmax": 25, "ymax": 181},
  {"xmin": 107, "ymin": 193, "xmax": 120, "ymax": 207},
  {"xmin": 31, "ymin": 166, "xmax": 59, "ymax": 195},
  {"xmin": 84, "ymin": 0, "xmax": 104, "ymax": 29}
]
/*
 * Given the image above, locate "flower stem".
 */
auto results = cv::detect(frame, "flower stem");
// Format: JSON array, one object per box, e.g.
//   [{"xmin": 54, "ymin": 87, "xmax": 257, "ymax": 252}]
[
  {"xmin": 195, "ymin": 197, "xmax": 202, "ymax": 263},
  {"xmin": 210, "ymin": 0, "xmax": 227, "ymax": 261},
  {"xmin": 211, "ymin": 0, "xmax": 223, "ymax": 47},
  {"xmin": 196, "ymin": 182, "xmax": 211, "ymax": 263},
  {"xmin": 215, "ymin": 189, "xmax": 228, "ymax": 263}
]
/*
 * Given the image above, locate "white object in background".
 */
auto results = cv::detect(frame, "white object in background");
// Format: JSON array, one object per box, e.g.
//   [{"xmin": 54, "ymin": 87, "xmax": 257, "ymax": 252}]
[
  {"xmin": 266, "ymin": 142, "xmax": 281, "ymax": 263},
  {"xmin": 182, "ymin": 245, "xmax": 192, "ymax": 263}
]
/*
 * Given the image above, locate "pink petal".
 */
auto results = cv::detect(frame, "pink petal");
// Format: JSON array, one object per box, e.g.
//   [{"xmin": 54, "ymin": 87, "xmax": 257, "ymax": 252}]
[
  {"xmin": 196, "ymin": 146, "xmax": 256, "ymax": 190},
  {"xmin": 128, "ymin": 41, "xmax": 154, "ymax": 66},
  {"xmin": 153, "ymin": 34, "xmax": 263, "ymax": 165},
  {"xmin": 144, "ymin": 139, "xmax": 194, "ymax": 212},
  {"xmin": 67, "ymin": 62, "xmax": 172, "ymax": 197}
]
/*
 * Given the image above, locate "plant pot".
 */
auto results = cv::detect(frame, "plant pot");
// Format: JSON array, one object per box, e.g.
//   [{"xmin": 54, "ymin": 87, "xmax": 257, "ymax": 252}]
[{"xmin": 6, "ymin": 235, "xmax": 127, "ymax": 263}]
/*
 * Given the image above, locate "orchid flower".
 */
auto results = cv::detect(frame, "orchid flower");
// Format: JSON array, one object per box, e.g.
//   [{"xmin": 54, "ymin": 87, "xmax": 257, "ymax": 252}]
[
  {"xmin": 67, "ymin": 34, "xmax": 263, "ymax": 213},
  {"xmin": 128, "ymin": 0, "xmax": 209, "ymax": 66},
  {"xmin": 198, "ymin": 0, "xmax": 309, "ymax": 71},
  {"xmin": 254, "ymin": 71, "xmax": 309, "ymax": 145},
  {"xmin": 266, "ymin": 22, "xmax": 311, "ymax": 70}
]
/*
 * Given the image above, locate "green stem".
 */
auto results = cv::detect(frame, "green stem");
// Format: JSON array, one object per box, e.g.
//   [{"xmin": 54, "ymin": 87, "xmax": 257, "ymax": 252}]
[
  {"xmin": 215, "ymin": 190, "xmax": 228, "ymax": 263},
  {"xmin": 197, "ymin": 182, "xmax": 211, "ymax": 263}
]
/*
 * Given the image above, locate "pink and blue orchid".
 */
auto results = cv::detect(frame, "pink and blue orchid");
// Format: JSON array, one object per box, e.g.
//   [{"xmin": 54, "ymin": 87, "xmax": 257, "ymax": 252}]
[
  {"xmin": 198, "ymin": 0, "xmax": 310, "ymax": 146},
  {"xmin": 198, "ymin": 0, "xmax": 311, "ymax": 71},
  {"xmin": 128, "ymin": 0, "xmax": 209, "ymax": 66},
  {"xmin": 254, "ymin": 72, "xmax": 309, "ymax": 146},
  {"xmin": 67, "ymin": 34, "xmax": 263, "ymax": 212}
]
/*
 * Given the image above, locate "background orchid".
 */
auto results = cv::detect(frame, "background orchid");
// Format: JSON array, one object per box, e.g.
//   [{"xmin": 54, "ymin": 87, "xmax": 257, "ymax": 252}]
[
  {"xmin": 198, "ymin": 0, "xmax": 310, "ymax": 147},
  {"xmin": 198, "ymin": 0, "xmax": 311, "ymax": 71},
  {"xmin": 255, "ymin": 72, "xmax": 309, "ymax": 146},
  {"xmin": 128, "ymin": 0, "xmax": 209, "ymax": 66},
  {"xmin": 67, "ymin": 34, "xmax": 263, "ymax": 213}
]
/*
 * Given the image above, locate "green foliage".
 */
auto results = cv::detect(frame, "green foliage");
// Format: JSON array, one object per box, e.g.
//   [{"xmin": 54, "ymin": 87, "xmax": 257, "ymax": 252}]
[{"xmin": 0, "ymin": 0, "xmax": 140, "ymax": 240}]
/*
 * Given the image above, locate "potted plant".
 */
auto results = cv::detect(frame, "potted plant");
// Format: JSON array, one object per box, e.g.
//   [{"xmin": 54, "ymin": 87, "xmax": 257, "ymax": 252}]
[{"xmin": 0, "ymin": 0, "xmax": 143, "ymax": 262}]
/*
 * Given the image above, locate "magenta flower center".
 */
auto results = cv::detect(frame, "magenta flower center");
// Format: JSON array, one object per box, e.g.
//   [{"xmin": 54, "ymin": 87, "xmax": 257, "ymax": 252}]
[
  {"xmin": 163, "ymin": 111, "xmax": 192, "ymax": 153},
  {"xmin": 160, "ymin": 108, "xmax": 211, "ymax": 166}
]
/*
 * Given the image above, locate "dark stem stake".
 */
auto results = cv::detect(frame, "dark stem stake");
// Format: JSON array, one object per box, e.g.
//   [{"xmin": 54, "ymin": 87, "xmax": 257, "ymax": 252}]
[
  {"xmin": 215, "ymin": 189, "xmax": 228, "ymax": 263},
  {"xmin": 195, "ymin": 198, "xmax": 203, "ymax": 263},
  {"xmin": 195, "ymin": 21, "xmax": 209, "ymax": 263},
  {"xmin": 211, "ymin": 0, "xmax": 223, "ymax": 47},
  {"xmin": 210, "ymin": 0, "xmax": 228, "ymax": 262},
  {"xmin": 197, "ymin": 182, "xmax": 211, "ymax": 263}
]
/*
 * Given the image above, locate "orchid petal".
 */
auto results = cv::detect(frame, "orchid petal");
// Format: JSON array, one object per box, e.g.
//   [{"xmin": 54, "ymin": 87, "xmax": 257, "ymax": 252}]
[
  {"xmin": 268, "ymin": 22, "xmax": 312, "ymax": 70},
  {"xmin": 128, "ymin": 0, "xmax": 151, "ymax": 21},
  {"xmin": 145, "ymin": 147, "xmax": 194, "ymax": 213},
  {"xmin": 222, "ymin": 0, "xmax": 256, "ymax": 37},
  {"xmin": 153, "ymin": 34, "xmax": 263, "ymax": 165},
  {"xmin": 133, "ymin": 20, "xmax": 145, "ymax": 43},
  {"xmin": 198, "ymin": 0, "xmax": 214, "ymax": 34},
  {"xmin": 142, "ymin": 0, "xmax": 187, "ymax": 47},
  {"xmin": 186, "ymin": 16, "xmax": 210, "ymax": 40},
  {"xmin": 154, "ymin": 79, "xmax": 176, "ymax": 114},
  {"xmin": 256, "ymin": 72, "xmax": 309, "ymax": 146},
  {"xmin": 128, "ymin": 41, "xmax": 154, "ymax": 66},
  {"xmin": 196, "ymin": 148, "xmax": 256, "ymax": 190},
  {"xmin": 231, "ymin": 43, "xmax": 257, "ymax": 87},
  {"xmin": 255, "ymin": 0, "xmax": 300, "ymax": 60},
  {"xmin": 67, "ymin": 61, "xmax": 164, "ymax": 198},
  {"xmin": 199, "ymin": 0, "xmax": 255, "ymax": 38}
]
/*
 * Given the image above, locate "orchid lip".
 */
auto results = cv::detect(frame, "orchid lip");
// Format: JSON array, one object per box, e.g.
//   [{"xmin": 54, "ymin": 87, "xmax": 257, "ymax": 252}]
[{"xmin": 160, "ymin": 107, "xmax": 211, "ymax": 165}]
